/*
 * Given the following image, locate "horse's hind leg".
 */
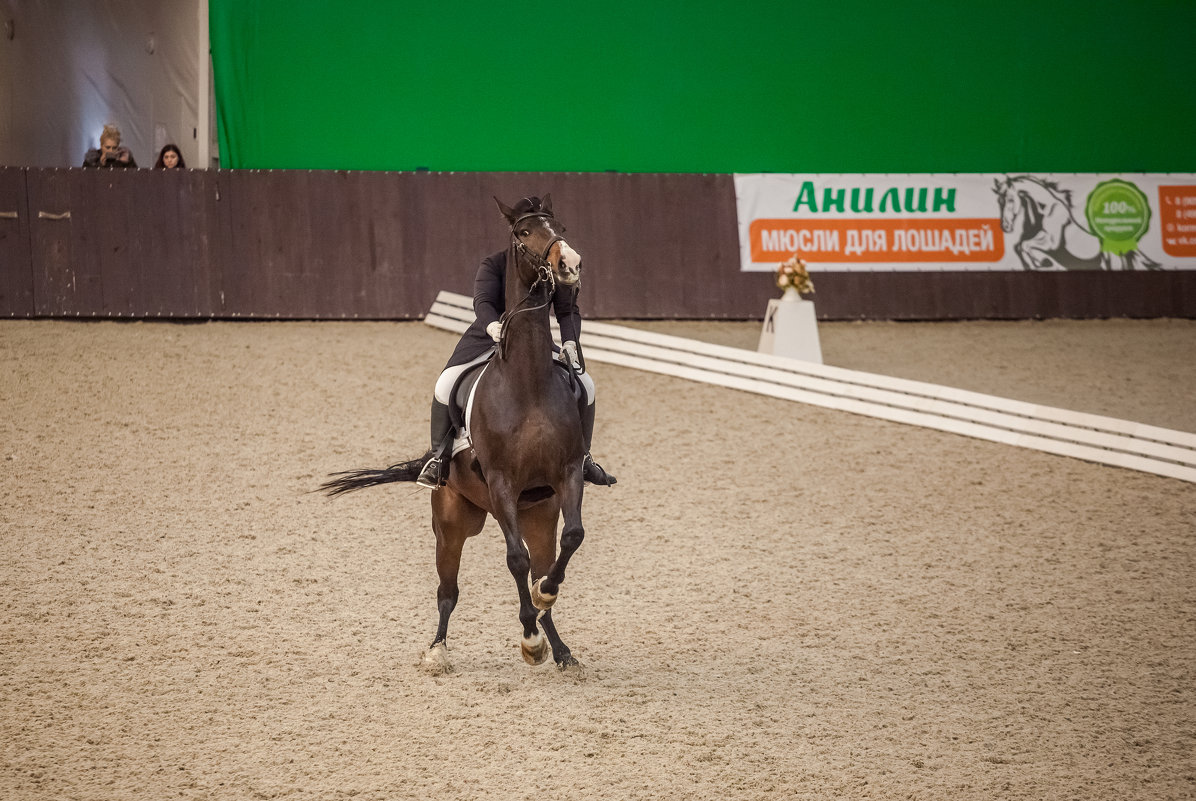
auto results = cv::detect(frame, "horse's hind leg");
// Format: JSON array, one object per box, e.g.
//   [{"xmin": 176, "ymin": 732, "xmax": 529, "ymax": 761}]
[
  {"xmin": 538, "ymin": 608, "xmax": 579, "ymax": 670},
  {"xmin": 427, "ymin": 489, "xmax": 485, "ymax": 668}
]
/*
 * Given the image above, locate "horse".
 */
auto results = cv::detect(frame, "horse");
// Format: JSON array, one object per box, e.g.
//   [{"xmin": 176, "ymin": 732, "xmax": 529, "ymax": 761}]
[
  {"xmin": 320, "ymin": 195, "xmax": 589, "ymax": 673},
  {"xmin": 993, "ymin": 175, "xmax": 1108, "ymax": 271},
  {"xmin": 992, "ymin": 175, "xmax": 1160, "ymax": 271}
]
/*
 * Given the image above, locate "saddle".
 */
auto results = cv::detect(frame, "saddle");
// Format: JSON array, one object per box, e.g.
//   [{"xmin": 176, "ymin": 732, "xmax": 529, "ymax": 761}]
[{"xmin": 445, "ymin": 353, "xmax": 585, "ymax": 457}]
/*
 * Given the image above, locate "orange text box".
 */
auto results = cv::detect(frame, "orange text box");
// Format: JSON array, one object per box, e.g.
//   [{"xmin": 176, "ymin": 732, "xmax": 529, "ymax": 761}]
[
  {"xmin": 749, "ymin": 218, "xmax": 1004, "ymax": 264},
  {"xmin": 1158, "ymin": 186, "xmax": 1196, "ymax": 258}
]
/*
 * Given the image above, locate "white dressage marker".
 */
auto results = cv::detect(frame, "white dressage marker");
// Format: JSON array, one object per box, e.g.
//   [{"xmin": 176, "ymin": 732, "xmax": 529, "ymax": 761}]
[{"xmin": 425, "ymin": 290, "xmax": 1196, "ymax": 484}]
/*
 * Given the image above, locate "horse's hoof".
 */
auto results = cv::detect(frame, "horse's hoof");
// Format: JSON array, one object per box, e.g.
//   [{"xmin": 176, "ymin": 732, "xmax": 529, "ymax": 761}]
[
  {"xmin": 419, "ymin": 641, "xmax": 453, "ymax": 675},
  {"xmin": 521, "ymin": 632, "xmax": 549, "ymax": 665},
  {"xmin": 556, "ymin": 655, "xmax": 584, "ymax": 676},
  {"xmin": 530, "ymin": 576, "xmax": 557, "ymax": 611}
]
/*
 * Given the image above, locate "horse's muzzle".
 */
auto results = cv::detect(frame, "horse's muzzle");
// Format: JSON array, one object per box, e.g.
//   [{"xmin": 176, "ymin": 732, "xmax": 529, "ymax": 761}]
[
  {"xmin": 557, "ymin": 264, "xmax": 581, "ymax": 286},
  {"xmin": 556, "ymin": 242, "xmax": 582, "ymax": 286}
]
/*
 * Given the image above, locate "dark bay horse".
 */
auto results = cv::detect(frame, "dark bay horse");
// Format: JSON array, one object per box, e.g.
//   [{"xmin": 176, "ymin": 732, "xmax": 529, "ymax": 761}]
[{"xmin": 321, "ymin": 195, "xmax": 589, "ymax": 672}]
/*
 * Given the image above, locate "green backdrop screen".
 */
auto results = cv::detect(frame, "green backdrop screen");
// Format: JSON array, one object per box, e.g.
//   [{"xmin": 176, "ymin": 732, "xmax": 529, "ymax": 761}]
[{"xmin": 210, "ymin": 1, "xmax": 1196, "ymax": 173}]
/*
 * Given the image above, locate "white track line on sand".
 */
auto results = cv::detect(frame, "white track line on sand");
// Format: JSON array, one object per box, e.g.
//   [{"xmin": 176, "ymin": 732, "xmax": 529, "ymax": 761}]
[{"xmin": 425, "ymin": 290, "xmax": 1196, "ymax": 484}]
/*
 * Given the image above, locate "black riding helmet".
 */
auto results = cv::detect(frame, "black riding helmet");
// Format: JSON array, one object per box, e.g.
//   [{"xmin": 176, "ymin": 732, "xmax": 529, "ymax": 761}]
[{"xmin": 512, "ymin": 196, "xmax": 545, "ymax": 216}]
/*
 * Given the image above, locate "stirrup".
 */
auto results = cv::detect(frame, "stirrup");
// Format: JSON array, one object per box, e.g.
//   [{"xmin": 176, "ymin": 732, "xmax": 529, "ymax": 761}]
[
  {"xmin": 583, "ymin": 454, "xmax": 616, "ymax": 486},
  {"xmin": 415, "ymin": 456, "xmax": 444, "ymax": 489}
]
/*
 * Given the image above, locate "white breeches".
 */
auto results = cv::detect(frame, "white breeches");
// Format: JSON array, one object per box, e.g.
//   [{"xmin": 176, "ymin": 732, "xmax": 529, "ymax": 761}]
[{"xmin": 434, "ymin": 349, "xmax": 595, "ymax": 406}]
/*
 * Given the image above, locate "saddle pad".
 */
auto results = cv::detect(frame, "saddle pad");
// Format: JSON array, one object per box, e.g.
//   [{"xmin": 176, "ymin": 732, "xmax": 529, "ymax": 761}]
[
  {"xmin": 451, "ymin": 359, "xmax": 581, "ymax": 458},
  {"xmin": 455, "ymin": 362, "xmax": 490, "ymax": 456}
]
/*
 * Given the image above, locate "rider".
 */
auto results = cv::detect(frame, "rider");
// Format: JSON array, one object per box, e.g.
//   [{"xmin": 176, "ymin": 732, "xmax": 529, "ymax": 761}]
[{"xmin": 416, "ymin": 196, "xmax": 616, "ymax": 490}]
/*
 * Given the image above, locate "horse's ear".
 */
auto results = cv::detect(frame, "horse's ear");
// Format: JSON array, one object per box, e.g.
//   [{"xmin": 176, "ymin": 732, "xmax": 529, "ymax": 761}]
[
  {"xmin": 540, "ymin": 193, "xmax": 553, "ymax": 215},
  {"xmin": 495, "ymin": 196, "xmax": 517, "ymax": 223}
]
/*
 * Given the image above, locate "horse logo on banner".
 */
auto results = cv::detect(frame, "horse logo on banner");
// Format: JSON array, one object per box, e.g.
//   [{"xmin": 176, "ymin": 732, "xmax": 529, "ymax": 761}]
[{"xmin": 993, "ymin": 175, "xmax": 1161, "ymax": 271}]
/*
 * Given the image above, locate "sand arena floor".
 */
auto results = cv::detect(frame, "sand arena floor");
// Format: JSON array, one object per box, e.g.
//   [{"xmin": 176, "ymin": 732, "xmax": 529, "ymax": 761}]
[{"xmin": 2, "ymin": 317, "xmax": 1194, "ymax": 800}]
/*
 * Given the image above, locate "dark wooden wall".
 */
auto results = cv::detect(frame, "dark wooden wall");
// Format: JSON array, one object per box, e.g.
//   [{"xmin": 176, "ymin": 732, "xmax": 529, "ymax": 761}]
[{"xmin": 1, "ymin": 167, "xmax": 1192, "ymax": 320}]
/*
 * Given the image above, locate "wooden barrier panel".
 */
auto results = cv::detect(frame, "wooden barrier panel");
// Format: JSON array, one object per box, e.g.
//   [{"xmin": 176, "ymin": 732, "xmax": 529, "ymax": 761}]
[
  {"xmin": 23, "ymin": 168, "xmax": 227, "ymax": 317},
  {"xmin": 0, "ymin": 168, "xmax": 33, "ymax": 315},
  {"xmin": 2, "ymin": 168, "xmax": 1194, "ymax": 320}
]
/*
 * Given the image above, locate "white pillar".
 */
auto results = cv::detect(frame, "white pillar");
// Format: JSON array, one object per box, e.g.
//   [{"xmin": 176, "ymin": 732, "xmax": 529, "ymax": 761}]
[
  {"xmin": 757, "ymin": 294, "xmax": 823, "ymax": 363},
  {"xmin": 197, "ymin": 0, "xmax": 211, "ymax": 168}
]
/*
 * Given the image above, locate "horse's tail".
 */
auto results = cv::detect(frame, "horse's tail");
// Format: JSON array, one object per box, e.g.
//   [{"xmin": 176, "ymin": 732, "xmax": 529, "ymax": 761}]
[{"xmin": 318, "ymin": 451, "xmax": 431, "ymax": 497}]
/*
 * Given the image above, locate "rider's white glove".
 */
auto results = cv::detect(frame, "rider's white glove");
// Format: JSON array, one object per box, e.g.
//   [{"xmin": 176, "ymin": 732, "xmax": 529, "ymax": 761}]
[
  {"xmin": 486, "ymin": 321, "xmax": 503, "ymax": 342},
  {"xmin": 560, "ymin": 340, "xmax": 581, "ymax": 370}
]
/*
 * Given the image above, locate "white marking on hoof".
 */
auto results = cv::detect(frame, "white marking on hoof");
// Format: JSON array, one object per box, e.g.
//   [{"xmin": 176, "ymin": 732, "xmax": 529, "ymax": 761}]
[
  {"xmin": 521, "ymin": 631, "xmax": 549, "ymax": 665},
  {"xmin": 420, "ymin": 641, "xmax": 453, "ymax": 675},
  {"xmin": 530, "ymin": 576, "xmax": 558, "ymax": 611}
]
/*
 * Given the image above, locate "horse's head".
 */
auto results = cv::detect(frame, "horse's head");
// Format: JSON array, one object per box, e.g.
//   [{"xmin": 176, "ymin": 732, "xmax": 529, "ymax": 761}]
[
  {"xmin": 993, "ymin": 177, "xmax": 1020, "ymax": 233},
  {"xmin": 496, "ymin": 194, "xmax": 582, "ymax": 289}
]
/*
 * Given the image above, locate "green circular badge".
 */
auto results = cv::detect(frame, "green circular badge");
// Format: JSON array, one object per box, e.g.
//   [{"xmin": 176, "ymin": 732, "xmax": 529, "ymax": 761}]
[{"xmin": 1085, "ymin": 179, "xmax": 1151, "ymax": 255}]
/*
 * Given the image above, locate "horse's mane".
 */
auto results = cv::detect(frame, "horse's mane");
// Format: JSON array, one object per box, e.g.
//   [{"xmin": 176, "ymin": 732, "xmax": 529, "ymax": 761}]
[{"xmin": 1010, "ymin": 174, "xmax": 1073, "ymax": 207}]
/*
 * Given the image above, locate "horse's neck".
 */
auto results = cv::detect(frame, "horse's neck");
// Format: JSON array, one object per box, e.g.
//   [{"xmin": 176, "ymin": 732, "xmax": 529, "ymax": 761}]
[
  {"xmin": 1013, "ymin": 189, "xmax": 1042, "ymax": 229},
  {"xmin": 503, "ymin": 305, "xmax": 553, "ymax": 356},
  {"xmin": 501, "ymin": 258, "xmax": 556, "ymax": 381}
]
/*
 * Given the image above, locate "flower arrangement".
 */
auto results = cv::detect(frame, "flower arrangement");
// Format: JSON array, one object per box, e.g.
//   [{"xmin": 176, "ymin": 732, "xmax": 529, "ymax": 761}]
[{"xmin": 775, "ymin": 254, "xmax": 814, "ymax": 296}]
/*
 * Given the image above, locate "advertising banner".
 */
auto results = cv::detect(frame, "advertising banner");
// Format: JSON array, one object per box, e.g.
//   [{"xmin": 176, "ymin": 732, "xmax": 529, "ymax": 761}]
[{"xmin": 734, "ymin": 173, "xmax": 1196, "ymax": 272}]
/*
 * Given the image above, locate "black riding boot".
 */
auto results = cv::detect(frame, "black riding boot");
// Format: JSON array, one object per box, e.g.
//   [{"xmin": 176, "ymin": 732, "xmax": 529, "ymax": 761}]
[
  {"xmin": 580, "ymin": 402, "xmax": 616, "ymax": 486},
  {"xmin": 416, "ymin": 399, "xmax": 453, "ymax": 489}
]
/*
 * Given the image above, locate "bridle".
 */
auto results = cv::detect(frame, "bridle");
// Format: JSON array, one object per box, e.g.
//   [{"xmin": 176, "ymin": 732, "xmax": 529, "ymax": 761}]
[
  {"xmin": 511, "ymin": 212, "xmax": 565, "ymax": 289},
  {"xmin": 497, "ymin": 211, "xmax": 577, "ymax": 359}
]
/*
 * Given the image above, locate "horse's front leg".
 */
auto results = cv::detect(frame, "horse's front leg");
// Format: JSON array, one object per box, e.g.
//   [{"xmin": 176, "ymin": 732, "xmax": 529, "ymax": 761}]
[
  {"xmin": 1018, "ymin": 235, "xmax": 1064, "ymax": 271},
  {"xmin": 1019, "ymin": 227, "xmax": 1058, "ymax": 269},
  {"xmin": 1013, "ymin": 240, "xmax": 1038, "ymax": 271},
  {"xmin": 489, "ymin": 484, "xmax": 549, "ymax": 665},
  {"xmin": 522, "ymin": 498, "xmax": 581, "ymax": 669},
  {"xmin": 533, "ymin": 474, "xmax": 585, "ymax": 608}
]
